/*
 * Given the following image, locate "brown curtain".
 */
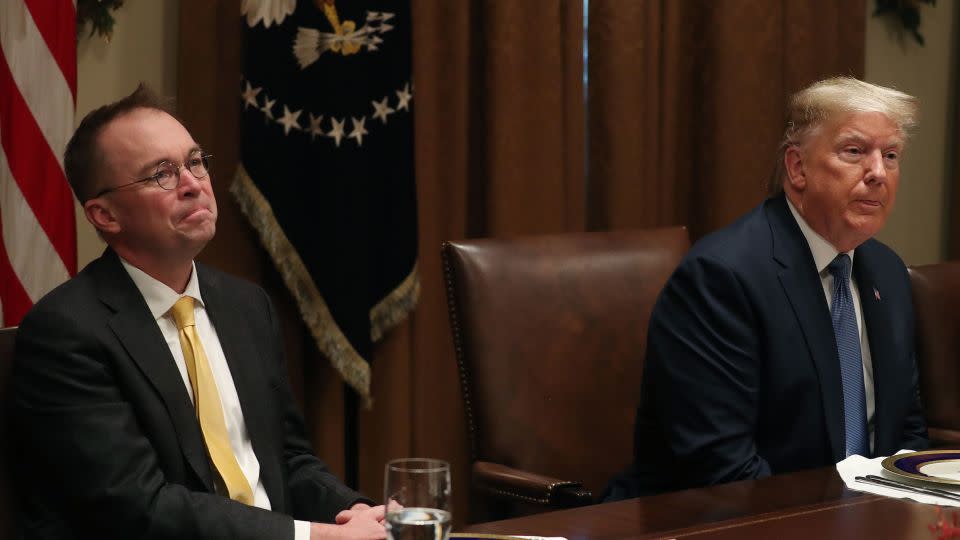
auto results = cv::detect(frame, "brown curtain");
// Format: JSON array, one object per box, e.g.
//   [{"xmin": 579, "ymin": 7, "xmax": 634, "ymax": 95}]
[
  {"xmin": 588, "ymin": 0, "xmax": 866, "ymax": 238},
  {"xmin": 178, "ymin": 0, "xmax": 864, "ymax": 526}
]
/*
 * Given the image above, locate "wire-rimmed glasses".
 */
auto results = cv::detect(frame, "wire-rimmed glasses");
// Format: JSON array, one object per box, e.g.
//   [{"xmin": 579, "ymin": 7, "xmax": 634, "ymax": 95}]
[{"xmin": 94, "ymin": 152, "xmax": 213, "ymax": 198}]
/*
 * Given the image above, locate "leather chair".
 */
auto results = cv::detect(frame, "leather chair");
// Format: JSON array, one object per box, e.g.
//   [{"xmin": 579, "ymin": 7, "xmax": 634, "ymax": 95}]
[
  {"xmin": 0, "ymin": 326, "xmax": 16, "ymax": 537},
  {"xmin": 442, "ymin": 228, "xmax": 689, "ymax": 521},
  {"xmin": 909, "ymin": 262, "xmax": 960, "ymax": 446}
]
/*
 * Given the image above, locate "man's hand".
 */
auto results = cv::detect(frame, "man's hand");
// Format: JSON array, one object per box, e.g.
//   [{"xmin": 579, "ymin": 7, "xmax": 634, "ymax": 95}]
[
  {"xmin": 310, "ymin": 510, "xmax": 386, "ymax": 540},
  {"xmin": 336, "ymin": 503, "xmax": 387, "ymax": 525}
]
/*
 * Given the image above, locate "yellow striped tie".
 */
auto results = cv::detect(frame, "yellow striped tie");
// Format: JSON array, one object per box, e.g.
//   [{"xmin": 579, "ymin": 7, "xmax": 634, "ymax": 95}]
[{"xmin": 170, "ymin": 296, "xmax": 253, "ymax": 504}]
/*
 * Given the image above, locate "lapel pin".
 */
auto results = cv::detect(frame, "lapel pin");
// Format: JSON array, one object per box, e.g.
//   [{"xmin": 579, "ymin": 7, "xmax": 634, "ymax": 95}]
[{"xmin": 874, "ymin": 287, "xmax": 881, "ymax": 301}]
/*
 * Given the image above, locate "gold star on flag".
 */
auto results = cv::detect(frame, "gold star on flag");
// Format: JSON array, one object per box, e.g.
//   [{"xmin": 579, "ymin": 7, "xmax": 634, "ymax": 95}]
[
  {"xmin": 395, "ymin": 83, "xmax": 412, "ymax": 111},
  {"xmin": 260, "ymin": 96, "xmax": 277, "ymax": 121},
  {"xmin": 371, "ymin": 97, "xmax": 395, "ymax": 124},
  {"xmin": 328, "ymin": 117, "xmax": 346, "ymax": 147},
  {"xmin": 308, "ymin": 113, "xmax": 324, "ymax": 140},
  {"xmin": 241, "ymin": 81, "xmax": 262, "ymax": 110},
  {"xmin": 348, "ymin": 117, "xmax": 368, "ymax": 146},
  {"xmin": 276, "ymin": 105, "xmax": 302, "ymax": 135}
]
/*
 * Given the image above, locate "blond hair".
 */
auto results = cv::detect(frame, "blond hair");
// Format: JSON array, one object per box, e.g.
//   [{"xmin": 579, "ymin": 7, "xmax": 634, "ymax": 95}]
[{"xmin": 768, "ymin": 77, "xmax": 918, "ymax": 194}]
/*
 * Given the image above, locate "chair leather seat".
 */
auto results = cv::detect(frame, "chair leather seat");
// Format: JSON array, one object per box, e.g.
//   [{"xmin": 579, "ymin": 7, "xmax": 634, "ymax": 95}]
[{"xmin": 442, "ymin": 228, "xmax": 689, "ymax": 521}]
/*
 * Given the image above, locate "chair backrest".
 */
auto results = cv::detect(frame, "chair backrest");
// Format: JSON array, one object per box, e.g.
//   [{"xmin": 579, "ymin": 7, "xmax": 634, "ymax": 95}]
[
  {"xmin": 442, "ymin": 228, "xmax": 689, "ymax": 505},
  {"xmin": 0, "ymin": 326, "xmax": 16, "ymax": 537},
  {"xmin": 908, "ymin": 263, "xmax": 960, "ymax": 445}
]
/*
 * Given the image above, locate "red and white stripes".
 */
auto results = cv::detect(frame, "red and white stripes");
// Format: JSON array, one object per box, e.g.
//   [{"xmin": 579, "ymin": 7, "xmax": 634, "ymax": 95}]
[{"xmin": 0, "ymin": 0, "xmax": 77, "ymax": 326}]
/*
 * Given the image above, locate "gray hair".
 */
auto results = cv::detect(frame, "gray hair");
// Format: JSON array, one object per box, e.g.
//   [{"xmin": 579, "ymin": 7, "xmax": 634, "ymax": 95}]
[{"xmin": 768, "ymin": 76, "xmax": 918, "ymax": 195}]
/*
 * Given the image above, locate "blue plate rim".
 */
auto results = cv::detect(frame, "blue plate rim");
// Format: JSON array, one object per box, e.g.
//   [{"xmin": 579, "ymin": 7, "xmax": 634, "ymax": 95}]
[{"xmin": 880, "ymin": 450, "xmax": 960, "ymax": 486}]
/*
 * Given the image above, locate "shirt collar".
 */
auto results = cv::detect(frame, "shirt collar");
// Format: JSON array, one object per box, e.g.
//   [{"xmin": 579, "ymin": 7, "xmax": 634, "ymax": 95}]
[
  {"xmin": 786, "ymin": 197, "xmax": 855, "ymax": 275},
  {"xmin": 119, "ymin": 258, "xmax": 205, "ymax": 320}
]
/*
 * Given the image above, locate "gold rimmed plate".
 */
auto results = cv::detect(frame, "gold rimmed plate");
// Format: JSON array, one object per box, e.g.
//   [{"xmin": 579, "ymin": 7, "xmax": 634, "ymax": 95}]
[{"xmin": 881, "ymin": 450, "xmax": 960, "ymax": 486}]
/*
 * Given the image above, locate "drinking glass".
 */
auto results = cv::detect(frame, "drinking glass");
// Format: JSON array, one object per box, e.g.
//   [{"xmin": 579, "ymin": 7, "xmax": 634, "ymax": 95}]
[{"xmin": 384, "ymin": 458, "xmax": 452, "ymax": 540}]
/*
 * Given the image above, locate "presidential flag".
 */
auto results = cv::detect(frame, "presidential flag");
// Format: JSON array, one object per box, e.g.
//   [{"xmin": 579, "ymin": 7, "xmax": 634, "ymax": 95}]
[
  {"xmin": 235, "ymin": 0, "xmax": 418, "ymax": 404},
  {"xmin": 0, "ymin": 0, "xmax": 77, "ymax": 326}
]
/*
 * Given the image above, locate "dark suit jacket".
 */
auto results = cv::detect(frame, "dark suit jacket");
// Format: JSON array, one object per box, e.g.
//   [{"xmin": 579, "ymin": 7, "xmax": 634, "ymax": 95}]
[
  {"xmin": 613, "ymin": 195, "xmax": 928, "ymax": 498},
  {"xmin": 10, "ymin": 249, "xmax": 367, "ymax": 539}
]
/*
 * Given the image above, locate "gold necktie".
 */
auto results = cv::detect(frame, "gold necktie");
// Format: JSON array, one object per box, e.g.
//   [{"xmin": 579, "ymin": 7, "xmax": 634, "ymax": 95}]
[{"xmin": 170, "ymin": 296, "xmax": 253, "ymax": 504}]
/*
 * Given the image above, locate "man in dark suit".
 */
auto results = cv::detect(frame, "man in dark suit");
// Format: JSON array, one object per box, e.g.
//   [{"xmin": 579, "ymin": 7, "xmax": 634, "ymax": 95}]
[
  {"xmin": 609, "ymin": 77, "xmax": 929, "ymax": 499},
  {"xmin": 10, "ymin": 86, "xmax": 386, "ymax": 539}
]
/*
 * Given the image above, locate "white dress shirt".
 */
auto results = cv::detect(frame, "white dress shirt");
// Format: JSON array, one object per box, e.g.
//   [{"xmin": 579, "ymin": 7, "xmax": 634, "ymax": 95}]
[
  {"xmin": 786, "ymin": 200, "xmax": 875, "ymax": 452},
  {"xmin": 121, "ymin": 259, "xmax": 310, "ymax": 540}
]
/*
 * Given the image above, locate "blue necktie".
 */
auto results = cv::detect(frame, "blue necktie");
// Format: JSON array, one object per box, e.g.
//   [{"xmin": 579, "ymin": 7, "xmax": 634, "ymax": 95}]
[{"xmin": 828, "ymin": 254, "xmax": 868, "ymax": 457}]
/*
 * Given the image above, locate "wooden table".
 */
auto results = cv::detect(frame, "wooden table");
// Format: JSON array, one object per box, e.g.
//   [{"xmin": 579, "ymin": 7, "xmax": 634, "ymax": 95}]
[{"xmin": 461, "ymin": 466, "xmax": 952, "ymax": 539}]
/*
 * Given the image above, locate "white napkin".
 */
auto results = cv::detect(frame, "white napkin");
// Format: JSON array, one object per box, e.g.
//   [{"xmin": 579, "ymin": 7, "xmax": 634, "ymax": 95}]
[{"xmin": 836, "ymin": 450, "xmax": 960, "ymax": 507}]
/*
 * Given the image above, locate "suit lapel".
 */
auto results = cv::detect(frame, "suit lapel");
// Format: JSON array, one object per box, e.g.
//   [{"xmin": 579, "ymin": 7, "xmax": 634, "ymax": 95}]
[
  {"xmin": 93, "ymin": 250, "xmax": 214, "ymax": 490},
  {"xmin": 853, "ymin": 243, "xmax": 896, "ymax": 455},
  {"xmin": 199, "ymin": 266, "xmax": 285, "ymax": 511},
  {"xmin": 767, "ymin": 197, "xmax": 846, "ymax": 462}
]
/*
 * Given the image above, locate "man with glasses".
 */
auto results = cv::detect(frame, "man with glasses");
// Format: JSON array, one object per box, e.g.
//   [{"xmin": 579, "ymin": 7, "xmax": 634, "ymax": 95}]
[{"xmin": 10, "ymin": 85, "xmax": 386, "ymax": 540}]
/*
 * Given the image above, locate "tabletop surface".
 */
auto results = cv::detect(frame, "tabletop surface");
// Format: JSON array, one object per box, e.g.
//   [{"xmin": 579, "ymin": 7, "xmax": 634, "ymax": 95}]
[{"xmin": 461, "ymin": 466, "xmax": 954, "ymax": 539}]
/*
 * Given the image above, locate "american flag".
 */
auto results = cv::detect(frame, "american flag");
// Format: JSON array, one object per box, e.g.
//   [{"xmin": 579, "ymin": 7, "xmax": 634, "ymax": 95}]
[{"xmin": 0, "ymin": 0, "xmax": 77, "ymax": 326}]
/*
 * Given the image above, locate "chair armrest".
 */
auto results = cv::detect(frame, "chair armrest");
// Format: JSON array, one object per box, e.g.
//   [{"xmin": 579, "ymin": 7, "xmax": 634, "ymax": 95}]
[
  {"xmin": 472, "ymin": 461, "xmax": 592, "ymax": 507},
  {"xmin": 928, "ymin": 427, "xmax": 960, "ymax": 448}
]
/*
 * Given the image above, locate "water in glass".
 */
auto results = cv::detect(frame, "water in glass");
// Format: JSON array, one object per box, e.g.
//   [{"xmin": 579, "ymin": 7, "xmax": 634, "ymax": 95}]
[
  {"xmin": 384, "ymin": 458, "xmax": 451, "ymax": 540},
  {"xmin": 385, "ymin": 507, "xmax": 452, "ymax": 540}
]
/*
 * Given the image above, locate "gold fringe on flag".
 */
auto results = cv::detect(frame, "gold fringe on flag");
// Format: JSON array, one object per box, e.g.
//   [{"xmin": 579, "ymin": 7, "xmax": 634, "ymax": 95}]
[{"xmin": 370, "ymin": 260, "xmax": 419, "ymax": 342}]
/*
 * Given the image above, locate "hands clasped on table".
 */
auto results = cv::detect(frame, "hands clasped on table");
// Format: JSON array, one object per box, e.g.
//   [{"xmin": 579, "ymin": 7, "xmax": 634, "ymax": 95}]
[{"xmin": 311, "ymin": 503, "xmax": 388, "ymax": 540}]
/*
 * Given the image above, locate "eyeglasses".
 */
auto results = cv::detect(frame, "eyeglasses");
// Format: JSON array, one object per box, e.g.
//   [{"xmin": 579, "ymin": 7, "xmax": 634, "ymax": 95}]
[{"xmin": 94, "ymin": 152, "xmax": 213, "ymax": 198}]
